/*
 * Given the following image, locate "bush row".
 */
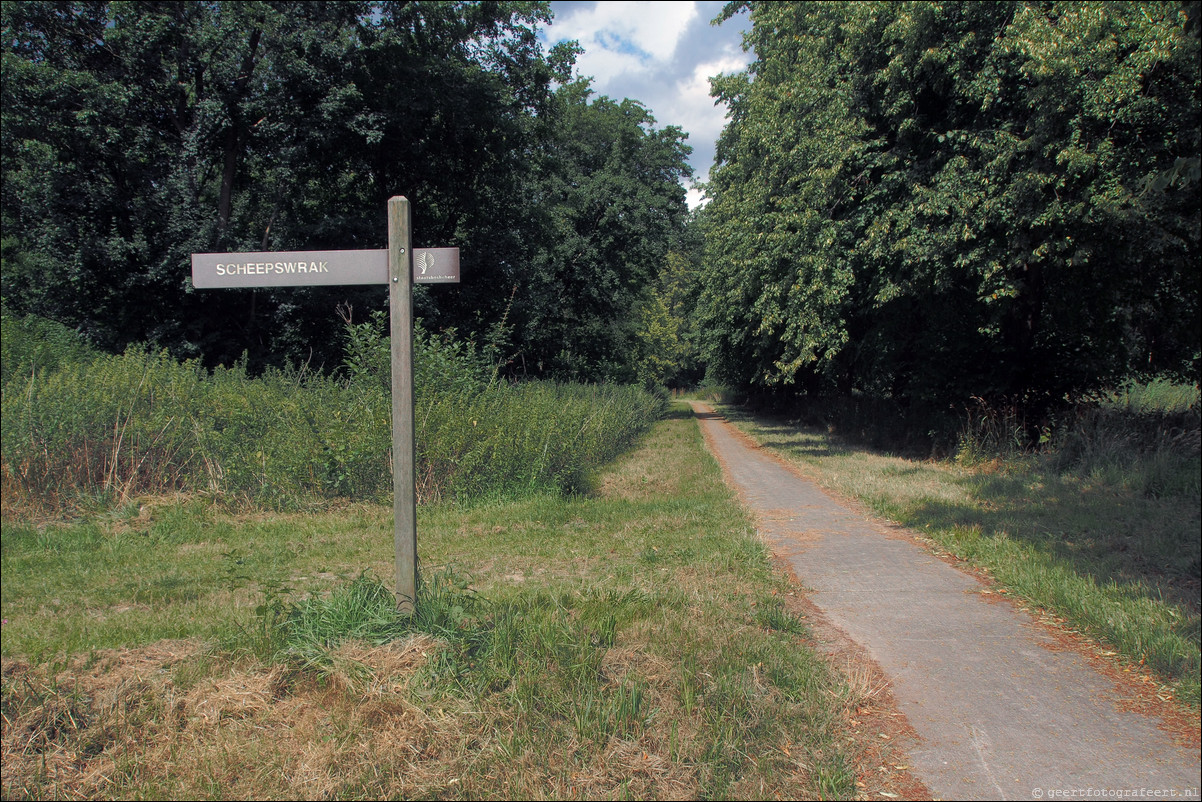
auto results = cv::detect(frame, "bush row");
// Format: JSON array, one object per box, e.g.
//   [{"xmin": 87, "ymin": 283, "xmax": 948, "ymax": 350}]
[{"xmin": 1, "ymin": 312, "xmax": 666, "ymax": 511}]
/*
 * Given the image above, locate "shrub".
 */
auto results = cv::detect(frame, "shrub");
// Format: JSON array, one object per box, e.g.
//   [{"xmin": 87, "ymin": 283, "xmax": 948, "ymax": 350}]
[
  {"xmin": 416, "ymin": 381, "xmax": 665, "ymax": 501},
  {"xmin": 341, "ymin": 309, "xmax": 489, "ymax": 397},
  {"xmin": 2, "ymin": 346, "xmax": 206, "ymax": 504},
  {"xmin": 946, "ymin": 378, "xmax": 1200, "ymax": 498}
]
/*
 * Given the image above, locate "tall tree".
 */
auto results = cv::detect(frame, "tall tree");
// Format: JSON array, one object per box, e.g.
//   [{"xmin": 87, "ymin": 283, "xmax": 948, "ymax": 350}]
[
  {"xmin": 506, "ymin": 80, "xmax": 693, "ymax": 381},
  {"xmin": 2, "ymin": 2, "xmax": 596, "ymax": 372},
  {"xmin": 700, "ymin": 1, "xmax": 1200, "ymax": 410}
]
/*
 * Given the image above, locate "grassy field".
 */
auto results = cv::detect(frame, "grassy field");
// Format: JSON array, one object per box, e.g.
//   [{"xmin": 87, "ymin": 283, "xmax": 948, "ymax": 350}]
[
  {"xmin": 1, "ymin": 404, "xmax": 911, "ymax": 800},
  {"xmin": 714, "ymin": 403, "xmax": 1201, "ymax": 709}
]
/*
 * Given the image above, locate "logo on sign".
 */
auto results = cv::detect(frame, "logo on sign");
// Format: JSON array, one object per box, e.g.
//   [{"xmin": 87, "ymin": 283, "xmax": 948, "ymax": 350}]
[{"xmin": 416, "ymin": 251, "xmax": 436, "ymax": 276}]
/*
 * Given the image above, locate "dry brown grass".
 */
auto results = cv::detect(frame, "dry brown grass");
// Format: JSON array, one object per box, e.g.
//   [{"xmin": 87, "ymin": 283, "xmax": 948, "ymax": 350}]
[
  {"xmin": 1, "ymin": 636, "xmax": 479, "ymax": 800},
  {"xmin": 2, "ymin": 633, "xmax": 730, "ymax": 800},
  {"xmin": 594, "ymin": 410, "xmax": 703, "ymax": 503}
]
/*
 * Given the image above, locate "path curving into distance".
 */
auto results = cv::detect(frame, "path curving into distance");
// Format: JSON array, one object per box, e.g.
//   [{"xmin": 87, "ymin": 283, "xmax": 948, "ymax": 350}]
[{"xmin": 691, "ymin": 402, "xmax": 1200, "ymax": 802}]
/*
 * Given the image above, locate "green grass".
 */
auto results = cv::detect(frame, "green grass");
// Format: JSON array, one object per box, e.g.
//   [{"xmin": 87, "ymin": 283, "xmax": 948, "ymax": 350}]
[
  {"xmin": 1, "ymin": 404, "xmax": 878, "ymax": 800},
  {"xmin": 715, "ymin": 403, "xmax": 1201, "ymax": 708},
  {"xmin": 1098, "ymin": 377, "xmax": 1200, "ymax": 417}
]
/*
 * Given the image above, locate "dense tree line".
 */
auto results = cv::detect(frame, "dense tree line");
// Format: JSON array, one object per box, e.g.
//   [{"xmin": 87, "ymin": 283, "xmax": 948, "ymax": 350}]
[
  {"xmin": 1, "ymin": 1, "xmax": 692, "ymax": 382},
  {"xmin": 698, "ymin": 1, "xmax": 1200, "ymax": 412}
]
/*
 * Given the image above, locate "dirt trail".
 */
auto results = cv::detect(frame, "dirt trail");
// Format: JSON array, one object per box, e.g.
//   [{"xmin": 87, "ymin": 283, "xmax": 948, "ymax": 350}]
[{"xmin": 691, "ymin": 402, "xmax": 1200, "ymax": 801}]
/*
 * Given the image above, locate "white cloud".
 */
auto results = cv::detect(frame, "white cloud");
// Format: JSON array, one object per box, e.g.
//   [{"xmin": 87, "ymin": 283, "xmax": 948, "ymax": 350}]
[
  {"xmin": 542, "ymin": 2, "xmax": 755, "ymax": 210},
  {"xmin": 663, "ymin": 55, "xmax": 746, "ymax": 144},
  {"xmin": 660, "ymin": 55, "xmax": 748, "ymax": 208},
  {"xmin": 550, "ymin": 1, "xmax": 699, "ymax": 88},
  {"xmin": 571, "ymin": 47, "xmax": 644, "ymax": 92}
]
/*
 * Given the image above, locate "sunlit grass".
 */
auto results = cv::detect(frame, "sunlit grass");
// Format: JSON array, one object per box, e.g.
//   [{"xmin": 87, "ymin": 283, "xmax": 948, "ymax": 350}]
[
  {"xmin": 1, "ymin": 404, "xmax": 878, "ymax": 800},
  {"xmin": 1, "ymin": 318, "xmax": 666, "ymax": 512}
]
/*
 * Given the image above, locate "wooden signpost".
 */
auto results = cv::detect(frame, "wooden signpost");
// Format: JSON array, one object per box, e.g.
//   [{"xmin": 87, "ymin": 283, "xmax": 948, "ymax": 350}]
[{"xmin": 192, "ymin": 196, "xmax": 458, "ymax": 613}]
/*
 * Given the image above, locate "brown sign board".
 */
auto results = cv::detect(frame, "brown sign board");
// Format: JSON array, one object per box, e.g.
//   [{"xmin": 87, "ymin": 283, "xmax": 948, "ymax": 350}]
[
  {"xmin": 412, "ymin": 248, "xmax": 460, "ymax": 283},
  {"xmin": 191, "ymin": 248, "xmax": 458, "ymax": 288}
]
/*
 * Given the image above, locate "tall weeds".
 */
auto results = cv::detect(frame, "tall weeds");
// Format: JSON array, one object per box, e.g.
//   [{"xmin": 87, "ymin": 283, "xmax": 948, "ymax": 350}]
[
  {"xmin": 1, "ymin": 312, "xmax": 665, "ymax": 512},
  {"xmin": 1048, "ymin": 381, "xmax": 1201, "ymax": 499},
  {"xmin": 952, "ymin": 380, "xmax": 1201, "ymax": 499}
]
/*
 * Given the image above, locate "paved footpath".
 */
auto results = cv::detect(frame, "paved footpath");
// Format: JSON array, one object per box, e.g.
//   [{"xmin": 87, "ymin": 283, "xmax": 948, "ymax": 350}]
[{"xmin": 692, "ymin": 403, "xmax": 1201, "ymax": 802}]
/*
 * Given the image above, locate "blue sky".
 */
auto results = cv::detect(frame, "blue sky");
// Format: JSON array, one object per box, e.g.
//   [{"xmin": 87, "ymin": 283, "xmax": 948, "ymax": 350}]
[{"xmin": 540, "ymin": 1, "xmax": 755, "ymax": 209}]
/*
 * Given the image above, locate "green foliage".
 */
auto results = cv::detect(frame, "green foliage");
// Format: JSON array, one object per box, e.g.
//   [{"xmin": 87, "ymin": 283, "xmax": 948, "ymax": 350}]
[
  {"xmin": 1097, "ymin": 377, "xmax": 1201, "ymax": 417},
  {"xmin": 414, "ymin": 381, "xmax": 666, "ymax": 500},
  {"xmin": 0, "ymin": 313, "xmax": 665, "ymax": 511},
  {"xmin": 333, "ymin": 310, "xmax": 668, "ymax": 500},
  {"xmin": 631, "ymin": 291, "xmax": 685, "ymax": 389},
  {"xmin": 950, "ymin": 377, "xmax": 1200, "ymax": 499},
  {"xmin": 508, "ymin": 82, "xmax": 693, "ymax": 382},
  {"xmin": 340, "ymin": 309, "xmax": 489, "ymax": 397},
  {"xmin": 955, "ymin": 398, "xmax": 1043, "ymax": 466},
  {"xmin": 1, "ymin": 2, "xmax": 691, "ymax": 383},
  {"xmin": 1049, "ymin": 379, "xmax": 1200, "ymax": 499},
  {"xmin": 1, "ymin": 0, "xmax": 557, "ymax": 365},
  {"xmin": 267, "ymin": 571, "xmax": 482, "ymax": 675},
  {"xmin": 0, "ymin": 308, "xmax": 97, "ymax": 385},
  {"xmin": 753, "ymin": 600, "xmax": 808, "ymax": 635},
  {"xmin": 701, "ymin": 1, "xmax": 1200, "ymax": 411},
  {"xmin": 618, "ymin": 243, "xmax": 706, "ymax": 391}
]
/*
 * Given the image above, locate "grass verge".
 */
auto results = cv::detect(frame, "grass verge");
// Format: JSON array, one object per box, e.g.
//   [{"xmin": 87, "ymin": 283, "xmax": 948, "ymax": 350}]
[
  {"xmin": 714, "ymin": 403, "xmax": 1201, "ymax": 709},
  {"xmin": 1, "ymin": 403, "xmax": 903, "ymax": 800}
]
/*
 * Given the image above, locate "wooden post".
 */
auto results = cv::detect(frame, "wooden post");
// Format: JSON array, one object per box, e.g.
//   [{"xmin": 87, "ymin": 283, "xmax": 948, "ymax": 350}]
[
  {"xmin": 192, "ymin": 196, "xmax": 459, "ymax": 617},
  {"xmin": 388, "ymin": 196, "xmax": 417, "ymax": 613}
]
